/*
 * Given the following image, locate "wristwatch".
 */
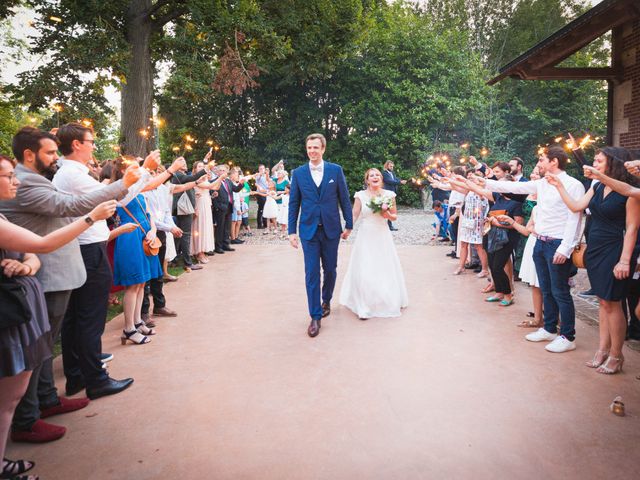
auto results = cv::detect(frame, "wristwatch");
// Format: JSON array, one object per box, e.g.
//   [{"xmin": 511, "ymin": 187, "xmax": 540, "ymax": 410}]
[{"xmin": 84, "ymin": 216, "xmax": 95, "ymax": 226}]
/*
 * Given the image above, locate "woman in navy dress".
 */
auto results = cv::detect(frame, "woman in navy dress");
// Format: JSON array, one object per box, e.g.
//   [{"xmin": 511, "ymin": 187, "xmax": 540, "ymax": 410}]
[
  {"xmin": 549, "ymin": 147, "xmax": 640, "ymax": 375},
  {"xmin": 112, "ymin": 158, "xmax": 162, "ymax": 345}
]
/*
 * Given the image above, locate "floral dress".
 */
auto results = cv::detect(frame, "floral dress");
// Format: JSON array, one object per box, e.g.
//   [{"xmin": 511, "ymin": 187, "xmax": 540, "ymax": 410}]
[{"xmin": 458, "ymin": 192, "xmax": 489, "ymax": 245}]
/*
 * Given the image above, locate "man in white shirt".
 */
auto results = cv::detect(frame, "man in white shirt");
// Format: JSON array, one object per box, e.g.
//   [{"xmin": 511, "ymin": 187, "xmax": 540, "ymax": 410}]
[
  {"xmin": 480, "ymin": 147, "xmax": 584, "ymax": 353},
  {"xmin": 52, "ymin": 123, "xmax": 136, "ymax": 400}
]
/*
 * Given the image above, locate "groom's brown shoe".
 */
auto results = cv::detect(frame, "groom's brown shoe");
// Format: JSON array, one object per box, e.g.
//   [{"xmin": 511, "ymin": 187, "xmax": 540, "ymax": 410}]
[
  {"xmin": 307, "ymin": 319, "xmax": 321, "ymax": 337},
  {"xmin": 321, "ymin": 303, "xmax": 331, "ymax": 318}
]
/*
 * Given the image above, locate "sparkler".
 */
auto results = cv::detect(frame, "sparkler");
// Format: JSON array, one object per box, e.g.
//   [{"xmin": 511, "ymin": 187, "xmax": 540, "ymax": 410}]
[
  {"xmin": 579, "ymin": 135, "xmax": 593, "ymax": 149},
  {"xmin": 51, "ymin": 103, "xmax": 63, "ymax": 127}
]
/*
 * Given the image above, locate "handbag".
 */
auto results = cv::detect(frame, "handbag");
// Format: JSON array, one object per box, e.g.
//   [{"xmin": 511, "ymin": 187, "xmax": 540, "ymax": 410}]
[
  {"xmin": 487, "ymin": 226, "xmax": 509, "ymax": 253},
  {"xmin": 177, "ymin": 192, "xmax": 195, "ymax": 216},
  {"xmin": 0, "ymin": 252, "xmax": 32, "ymax": 329},
  {"xmin": 571, "ymin": 240, "xmax": 587, "ymax": 269},
  {"xmin": 120, "ymin": 199, "xmax": 162, "ymax": 256}
]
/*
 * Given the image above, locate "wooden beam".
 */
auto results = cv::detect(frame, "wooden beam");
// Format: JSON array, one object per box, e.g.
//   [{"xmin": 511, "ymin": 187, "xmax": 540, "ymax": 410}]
[
  {"xmin": 527, "ymin": 7, "xmax": 636, "ymax": 70},
  {"xmin": 513, "ymin": 67, "xmax": 622, "ymax": 81}
]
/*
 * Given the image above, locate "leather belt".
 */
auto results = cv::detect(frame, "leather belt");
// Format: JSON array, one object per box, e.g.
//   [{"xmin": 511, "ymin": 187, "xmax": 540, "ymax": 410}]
[{"xmin": 535, "ymin": 234, "xmax": 559, "ymax": 242}]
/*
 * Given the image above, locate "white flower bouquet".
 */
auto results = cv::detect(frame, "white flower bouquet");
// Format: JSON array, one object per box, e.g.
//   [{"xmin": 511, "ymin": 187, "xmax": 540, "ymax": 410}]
[{"xmin": 367, "ymin": 194, "xmax": 394, "ymax": 215}]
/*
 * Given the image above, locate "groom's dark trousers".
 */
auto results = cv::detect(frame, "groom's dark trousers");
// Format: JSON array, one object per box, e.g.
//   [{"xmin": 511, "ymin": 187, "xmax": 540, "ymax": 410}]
[{"xmin": 301, "ymin": 226, "xmax": 340, "ymax": 320}]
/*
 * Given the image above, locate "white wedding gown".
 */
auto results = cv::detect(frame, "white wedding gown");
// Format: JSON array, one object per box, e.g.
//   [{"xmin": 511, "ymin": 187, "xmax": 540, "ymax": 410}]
[{"xmin": 339, "ymin": 190, "xmax": 409, "ymax": 318}]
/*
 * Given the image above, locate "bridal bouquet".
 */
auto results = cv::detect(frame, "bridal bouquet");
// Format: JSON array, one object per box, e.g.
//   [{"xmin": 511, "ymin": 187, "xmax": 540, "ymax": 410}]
[{"xmin": 367, "ymin": 194, "xmax": 394, "ymax": 215}]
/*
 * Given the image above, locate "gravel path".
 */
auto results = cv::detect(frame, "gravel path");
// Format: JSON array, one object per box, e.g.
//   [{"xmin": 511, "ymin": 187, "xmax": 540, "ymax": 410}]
[{"xmin": 241, "ymin": 206, "xmax": 437, "ymax": 246}]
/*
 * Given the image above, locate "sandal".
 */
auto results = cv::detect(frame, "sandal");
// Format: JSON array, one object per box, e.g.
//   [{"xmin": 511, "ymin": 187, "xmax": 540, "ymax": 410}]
[
  {"xmin": 135, "ymin": 322, "xmax": 156, "ymax": 336},
  {"xmin": 121, "ymin": 329, "xmax": 151, "ymax": 345},
  {"xmin": 485, "ymin": 296, "xmax": 503, "ymax": 302},
  {"xmin": 481, "ymin": 283, "xmax": 495, "ymax": 294},
  {"xmin": 597, "ymin": 355, "xmax": 624, "ymax": 375},
  {"xmin": 517, "ymin": 320, "xmax": 543, "ymax": 328},
  {"xmin": 476, "ymin": 270, "xmax": 489, "ymax": 278},
  {"xmin": 142, "ymin": 318, "xmax": 156, "ymax": 328},
  {"xmin": 2, "ymin": 458, "xmax": 35, "ymax": 479},
  {"xmin": 526, "ymin": 311, "xmax": 535, "ymax": 318},
  {"xmin": 585, "ymin": 350, "xmax": 609, "ymax": 368},
  {"xmin": 499, "ymin": 298, "xmax": 514, "ymax": 307},
  {"xmin": 452, "ymin": 267, "xmax": 464, "ymax": 275}
]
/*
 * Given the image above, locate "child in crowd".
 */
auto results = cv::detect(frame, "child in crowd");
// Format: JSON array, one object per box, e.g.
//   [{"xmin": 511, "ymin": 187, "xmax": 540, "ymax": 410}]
[
  {"xmin": 258, "ymin": 180, "xmax": 280, "ymax": 234},
  {"xmin": 277, "ymin": 184, "xmax": 290, "ymax": 239},
  {"xmin": 432, "ymin": 200, "xmax": 449, "ymax": 241},
  {"xmin": 231, "ymin": 187, "xmax": 243, "ymax": 244},
  {"xmin": 240, "ymin": 198, "xmax": 251, "ymax": 236}
]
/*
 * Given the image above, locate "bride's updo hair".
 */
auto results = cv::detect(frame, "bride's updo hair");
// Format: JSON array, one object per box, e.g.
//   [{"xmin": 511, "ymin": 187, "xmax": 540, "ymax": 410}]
[{"xmin": 364, "ymin": 167, "xmax": 382, "ymax": 185}]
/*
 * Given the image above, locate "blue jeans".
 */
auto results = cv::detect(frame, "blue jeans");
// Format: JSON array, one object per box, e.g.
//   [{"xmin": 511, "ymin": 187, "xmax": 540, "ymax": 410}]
[{"xmin": 532, "ymin": 239, "xmax": 575, "ymax": 340}]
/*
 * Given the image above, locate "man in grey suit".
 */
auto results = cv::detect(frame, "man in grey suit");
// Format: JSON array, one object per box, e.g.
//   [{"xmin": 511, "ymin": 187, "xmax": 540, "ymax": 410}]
[{"xmin": 0, "ymin": 127, "xmax": 140, "ymax": 443}]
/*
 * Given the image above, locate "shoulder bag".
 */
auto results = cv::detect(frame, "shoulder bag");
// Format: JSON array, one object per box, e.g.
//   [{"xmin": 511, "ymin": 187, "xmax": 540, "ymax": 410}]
[
  {"xmin": 0, "ymin": 251, "xmax": 33, "ymax": 329},
  {"xmin": 571, "ymin": 233, "xmax": 587, "ymax": 269},
  {"xmin": 120, "ymin": 198, "xmax": 162, "ymax": 256}
]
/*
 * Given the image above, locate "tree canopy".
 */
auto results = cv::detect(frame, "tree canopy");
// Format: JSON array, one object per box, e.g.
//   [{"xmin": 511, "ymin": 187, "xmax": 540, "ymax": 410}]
[{"xmin": 0, "ymin": 0, "xmax": 608, "ymax": 204}]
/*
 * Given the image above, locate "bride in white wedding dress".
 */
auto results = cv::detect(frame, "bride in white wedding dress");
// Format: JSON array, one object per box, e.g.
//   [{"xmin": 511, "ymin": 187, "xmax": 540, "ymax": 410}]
[{"xmin": 339, "ymin": 168, "xmax": 409, "ymax": 319}]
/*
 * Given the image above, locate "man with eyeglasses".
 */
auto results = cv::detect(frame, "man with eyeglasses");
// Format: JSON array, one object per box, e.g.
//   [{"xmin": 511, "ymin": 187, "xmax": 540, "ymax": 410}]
[
  {"xmin": 53, "ymin": 123, "xmax": 153, "ymax": 403},
  {"xmin": 0, "ymin": 126, "xmax": 141, "ymax": 444}
]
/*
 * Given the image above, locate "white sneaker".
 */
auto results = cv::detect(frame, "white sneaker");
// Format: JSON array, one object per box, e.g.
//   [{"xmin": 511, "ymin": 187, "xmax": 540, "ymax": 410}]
[
  {"xmin": 525, "ymin": 328, "xmax": 557, "ymax": 342},
  {"xmin": 545, "ymin": 335, "xmax": 576, "ymax": 353}
]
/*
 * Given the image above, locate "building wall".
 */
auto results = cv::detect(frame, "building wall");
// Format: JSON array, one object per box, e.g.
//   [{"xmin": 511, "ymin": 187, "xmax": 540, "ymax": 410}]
[{"xmin": 616, "ymin": 19, "xmax": 640, "ymax": 148}]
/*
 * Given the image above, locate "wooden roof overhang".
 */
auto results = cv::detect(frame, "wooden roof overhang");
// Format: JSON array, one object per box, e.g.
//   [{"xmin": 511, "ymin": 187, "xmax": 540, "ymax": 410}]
[{"xmin": 487, "ymin": 0, "xmax": 640, "ymax": 86}]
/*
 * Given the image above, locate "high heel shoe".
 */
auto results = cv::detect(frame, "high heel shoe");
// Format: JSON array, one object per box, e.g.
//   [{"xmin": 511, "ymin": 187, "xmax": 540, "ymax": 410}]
[
  {"xmin": 596, "ymin": 355, "xmax": 624, "ymax": 375},
  {"xmin": 121, "ymin": 329, "xmax": 150, "ymax": 345},
  {"xmin": 135, "ymin": 322, "xmax": 156, "ymax": 336},
  {"xmin": 585, "ymin": 350, "xmax": 609, "ymax": 368}
]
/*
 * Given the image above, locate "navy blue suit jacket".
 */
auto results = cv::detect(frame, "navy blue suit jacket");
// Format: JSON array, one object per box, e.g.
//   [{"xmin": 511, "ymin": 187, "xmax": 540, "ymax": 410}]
[
  {"xmin": 288, "ymin": 161, "xmax": 353, "ymax": 240},
  {"xmin": 382, "ymin": 169, "xmax": 402, "ymax": 193}
]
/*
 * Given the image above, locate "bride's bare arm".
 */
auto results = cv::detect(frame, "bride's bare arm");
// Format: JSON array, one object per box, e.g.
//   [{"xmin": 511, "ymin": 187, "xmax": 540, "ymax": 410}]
[{"xmin": 352, "ymin": 197, "xmax": 362, "ymax": 223}]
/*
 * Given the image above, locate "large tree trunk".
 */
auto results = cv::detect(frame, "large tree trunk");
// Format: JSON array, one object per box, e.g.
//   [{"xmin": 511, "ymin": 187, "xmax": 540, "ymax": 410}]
[{"xmin": 121, "ymin": 0, "xmax": 154, "ymax": 157}]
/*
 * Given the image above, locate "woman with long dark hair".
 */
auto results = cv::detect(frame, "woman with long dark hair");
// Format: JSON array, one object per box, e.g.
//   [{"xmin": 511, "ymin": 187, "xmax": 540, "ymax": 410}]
[{"xmin": 547, "ymin": 147, "xmax": 640, "ymax": 374}]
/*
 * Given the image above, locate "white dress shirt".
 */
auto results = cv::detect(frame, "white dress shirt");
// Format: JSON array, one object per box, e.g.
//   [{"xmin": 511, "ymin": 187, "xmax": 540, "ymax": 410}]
[
  {"xmin": 52, "ymin": 159, "xmax": 111, "ymax": 245},
  {"xmin": 485, "ymin": 173, "xmax": 585, "ymax": 258},
  {"xmin": 309, "ymin": 160, "xmax": 324, "ymax": 187},
  {"xmin": 52, "ymin": 158, "xmax": 148, "ymax": 244},
  {"xmin": 144, "ymin": 183, "xmax": 176, "ymax": 232}
]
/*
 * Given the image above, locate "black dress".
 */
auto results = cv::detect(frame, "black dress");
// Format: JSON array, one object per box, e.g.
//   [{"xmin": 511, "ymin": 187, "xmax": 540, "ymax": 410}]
[
  {"xmin": 585, "ymin": 183, "xmax": 632, "ymax": 301},
  {"xmin": 0, "ymin": 215, "xmax": 52, "ymax": 377}
]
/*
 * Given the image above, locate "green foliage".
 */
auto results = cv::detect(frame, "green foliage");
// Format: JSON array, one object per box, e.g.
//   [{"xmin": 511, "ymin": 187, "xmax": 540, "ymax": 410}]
[{"xmin": 1, "ymin": 0, "xmax": 609, "ymax": 203}]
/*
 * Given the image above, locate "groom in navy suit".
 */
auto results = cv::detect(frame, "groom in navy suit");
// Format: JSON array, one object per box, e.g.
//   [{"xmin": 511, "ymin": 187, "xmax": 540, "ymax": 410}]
[{"xmin": 288, "ymin": 133, "xmax": 353, "ymax": 337}]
